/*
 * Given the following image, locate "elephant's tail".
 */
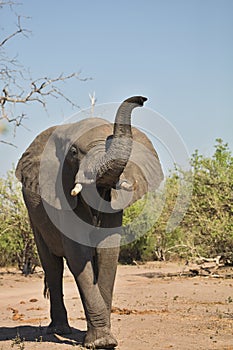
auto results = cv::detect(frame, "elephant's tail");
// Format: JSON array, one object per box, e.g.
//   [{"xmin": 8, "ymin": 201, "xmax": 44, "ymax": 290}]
[{"xmin": 43, "ymin": 276, "xmax": 50, "ymax": 299}]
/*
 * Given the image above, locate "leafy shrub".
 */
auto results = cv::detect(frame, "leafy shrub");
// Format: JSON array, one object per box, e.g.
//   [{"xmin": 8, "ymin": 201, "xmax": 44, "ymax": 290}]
[
  {"xmin": 121, "ymin": 139, "xmax": 233, "ymax": 263},
  {"xmin": 0, "ymin": 169, "xmax": 39, "ymax": 272},
  {"xmin": 120, "ymin": 192, "xmax": 162, "ymax": 263},
  {"xmin": 182, "ymin": 139, "xmax": 233, "ymax": 261}
]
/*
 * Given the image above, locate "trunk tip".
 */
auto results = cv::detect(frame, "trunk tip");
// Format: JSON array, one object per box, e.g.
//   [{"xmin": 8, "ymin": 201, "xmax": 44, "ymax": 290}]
[{"xmin": 124, "ymin": 96, "xmax": 147, "ymax": 106}]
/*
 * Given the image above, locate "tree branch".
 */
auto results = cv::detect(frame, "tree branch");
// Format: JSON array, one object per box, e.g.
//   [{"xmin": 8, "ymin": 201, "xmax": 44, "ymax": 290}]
[
  {"xmin": 0, "ymin": 72, "xmax": 90, "ymax": 132},
  {"xmin": 0, "ymin": 139, "xmax": 17, "ymax": 147},
  {"xmin": 0, "ymin": 15, "xmax": 30, "ymax": 47},
  {"xmin": 1, "ymin": 73, "xmax": 86, "ymax": 107},
  {"xmin": 0, "ymin": 2, "xmax": 90, "ymax": 143}
]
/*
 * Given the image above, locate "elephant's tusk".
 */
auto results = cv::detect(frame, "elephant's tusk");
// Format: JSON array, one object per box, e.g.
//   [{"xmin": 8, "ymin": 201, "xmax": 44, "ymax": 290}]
[
  {"xmin": 71, "ymin": 183, "xmax": 82, "ymax": 196},
  {"xmin": 119, "ymin": 180, "xmax": 136, "ymax": 191}
]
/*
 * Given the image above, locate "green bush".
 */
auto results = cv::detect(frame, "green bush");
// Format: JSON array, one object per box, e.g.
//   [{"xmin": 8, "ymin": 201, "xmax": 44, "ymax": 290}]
[
  {"xmin": 121, "ymin": 139, "xmax": 233, "ymax": 263},
  {"xmin": 182, "ymin": 139, "xmax": 233, "ymax": 261},
  {"xmin": 0, "ymin": 169, "xmax": 39, "ymax": 272},
  {"xmin": 120, "ymin": 192, "xmax": 161, "ymax": 263}
]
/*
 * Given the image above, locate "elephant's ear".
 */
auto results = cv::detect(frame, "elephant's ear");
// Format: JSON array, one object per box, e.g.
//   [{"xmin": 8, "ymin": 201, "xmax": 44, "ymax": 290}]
[
  {"xmin": 15, "ymin": 124, "xmax": 76, "ymax": 209},
  {"xmin": 111, "ymin": 127, "xmax": 164, "ymax": 210},
  {"xmin": 15, "ymin": 126, "xmax": 57, "ymax": 194}
]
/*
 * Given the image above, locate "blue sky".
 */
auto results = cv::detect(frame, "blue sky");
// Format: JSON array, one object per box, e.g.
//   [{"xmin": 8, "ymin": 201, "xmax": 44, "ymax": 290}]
[{"xmin": 0, "ymin": 0, "xmax": 232, "ymax": 176}]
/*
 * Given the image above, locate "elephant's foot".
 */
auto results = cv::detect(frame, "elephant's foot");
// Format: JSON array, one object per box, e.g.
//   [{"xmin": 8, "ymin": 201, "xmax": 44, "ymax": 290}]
[
  {"xmin": 46, "ymin": 322, "xmax": 72, "ymax": 335},
  {"xmin": 84, "ymin": 326, "xmax": 118, "ymax": 349}
]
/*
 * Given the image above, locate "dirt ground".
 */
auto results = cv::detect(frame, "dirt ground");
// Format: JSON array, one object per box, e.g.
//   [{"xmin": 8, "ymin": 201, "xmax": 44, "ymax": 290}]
[{"xmin": 0, "ymin": 262, "xmax": 233, "ymax": 350}]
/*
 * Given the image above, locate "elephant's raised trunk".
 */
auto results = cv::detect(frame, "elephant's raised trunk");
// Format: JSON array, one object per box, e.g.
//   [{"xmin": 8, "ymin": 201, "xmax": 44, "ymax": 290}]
[
  {"xmin": 71, "ymin": 96, "xmax": 147, "ymax": 195},
  {"xmin": 113, "ymin": 96, "xmax": 147, "ymax": 137},
  {"xmin": 96, "ymin": 96, "xmax": 147, "ymax": 187}
]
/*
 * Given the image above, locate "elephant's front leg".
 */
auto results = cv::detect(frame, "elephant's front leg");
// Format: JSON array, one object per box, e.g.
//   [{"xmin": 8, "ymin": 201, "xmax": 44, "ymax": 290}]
[
  {"xmin": 96, "ymin": 234, "xmax": 121, "ymax": 326},
  {"xmin": 65, "ymin": 241, "xmax": 118, "ymax": 349},
  {"xmin": 83, "ymin": 236, "xmax": 120, "ymax": 348}
]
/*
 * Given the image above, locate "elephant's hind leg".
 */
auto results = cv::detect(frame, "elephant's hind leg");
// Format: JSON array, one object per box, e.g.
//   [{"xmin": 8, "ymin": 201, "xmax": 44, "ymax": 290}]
[{"xmin": 33, "ymin": 227, "xmax": 71, "ymax": 335}]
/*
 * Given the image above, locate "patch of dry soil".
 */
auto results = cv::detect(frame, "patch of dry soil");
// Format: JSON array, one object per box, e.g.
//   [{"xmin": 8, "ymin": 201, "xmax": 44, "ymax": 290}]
[{"xmin": 0, "ymin": 262, "xmax": 233, "ymax": 349}]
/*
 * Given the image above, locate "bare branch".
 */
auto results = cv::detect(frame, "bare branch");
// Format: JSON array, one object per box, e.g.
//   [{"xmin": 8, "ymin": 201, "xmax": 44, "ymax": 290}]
[
  {"xmin": 0, "ymin": 15, "xmax": 30, "ymax": 47},
  {"xmin": 0, "ymin": 139, "xmax": 17, "ymax": 147},
  {"xmin": 0, "ymin": 25, "xmax": 22, "ymax": 47},
  {"xmin": 0, "ymin": 3, "xmax": 90, "ymax": 143},
  {"xmin": 0, "ymin": 1, "xmax": 18, "ymax": 8},
  {"xmin": 1, "ymin": 73, "xmax": 85, "ymax": 106},
  {"xmin": 0, "ymin": 72, "xmax": 89, "ymax": 131}
]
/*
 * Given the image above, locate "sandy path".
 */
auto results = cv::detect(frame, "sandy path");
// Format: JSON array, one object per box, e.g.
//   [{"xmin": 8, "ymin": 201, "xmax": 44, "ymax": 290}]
[{"xmin": 0, "ymin": 262, "xmax": 233, "ymax": 349}]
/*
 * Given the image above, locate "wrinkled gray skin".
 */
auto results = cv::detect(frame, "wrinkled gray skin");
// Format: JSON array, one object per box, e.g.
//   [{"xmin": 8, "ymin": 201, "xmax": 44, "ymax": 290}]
[{"xmin": 16, "ymin": 96, "xmax": 163, "ymax": 349}]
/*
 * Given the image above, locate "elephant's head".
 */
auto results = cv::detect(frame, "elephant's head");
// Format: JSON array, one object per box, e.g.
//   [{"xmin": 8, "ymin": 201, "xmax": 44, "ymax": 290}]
[
  {"xmin": 70, "ymin": 96, "xmax": 147, "ymax": 194},
  {"xmin": 16, "ymin": 96, "xmax": 163, "ymax": 213}
]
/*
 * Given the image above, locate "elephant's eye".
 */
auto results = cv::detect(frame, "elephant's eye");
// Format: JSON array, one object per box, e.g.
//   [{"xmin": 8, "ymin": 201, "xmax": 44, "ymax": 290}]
[{"xmin": 70, "ymin": 146, "xmax": 78, "ymax": 156}]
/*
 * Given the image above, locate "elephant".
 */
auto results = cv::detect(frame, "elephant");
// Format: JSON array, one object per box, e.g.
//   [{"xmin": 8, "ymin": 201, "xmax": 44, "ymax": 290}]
[{"xmin": 15, "ymin": 96, "xmax": 163, "ymax": 349}]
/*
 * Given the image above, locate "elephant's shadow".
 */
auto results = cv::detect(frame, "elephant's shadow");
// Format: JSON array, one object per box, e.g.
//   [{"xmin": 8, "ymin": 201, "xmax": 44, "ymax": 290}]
[{"xmin": 0, "ymin": 325, "xmax": 85, "ymax": 346}]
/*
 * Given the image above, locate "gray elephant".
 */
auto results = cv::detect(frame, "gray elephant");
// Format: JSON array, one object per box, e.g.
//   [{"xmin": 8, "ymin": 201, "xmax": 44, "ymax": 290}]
[{"xmin": 15, "ymin": 96, "xmax": 163, "ymax": 349}]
